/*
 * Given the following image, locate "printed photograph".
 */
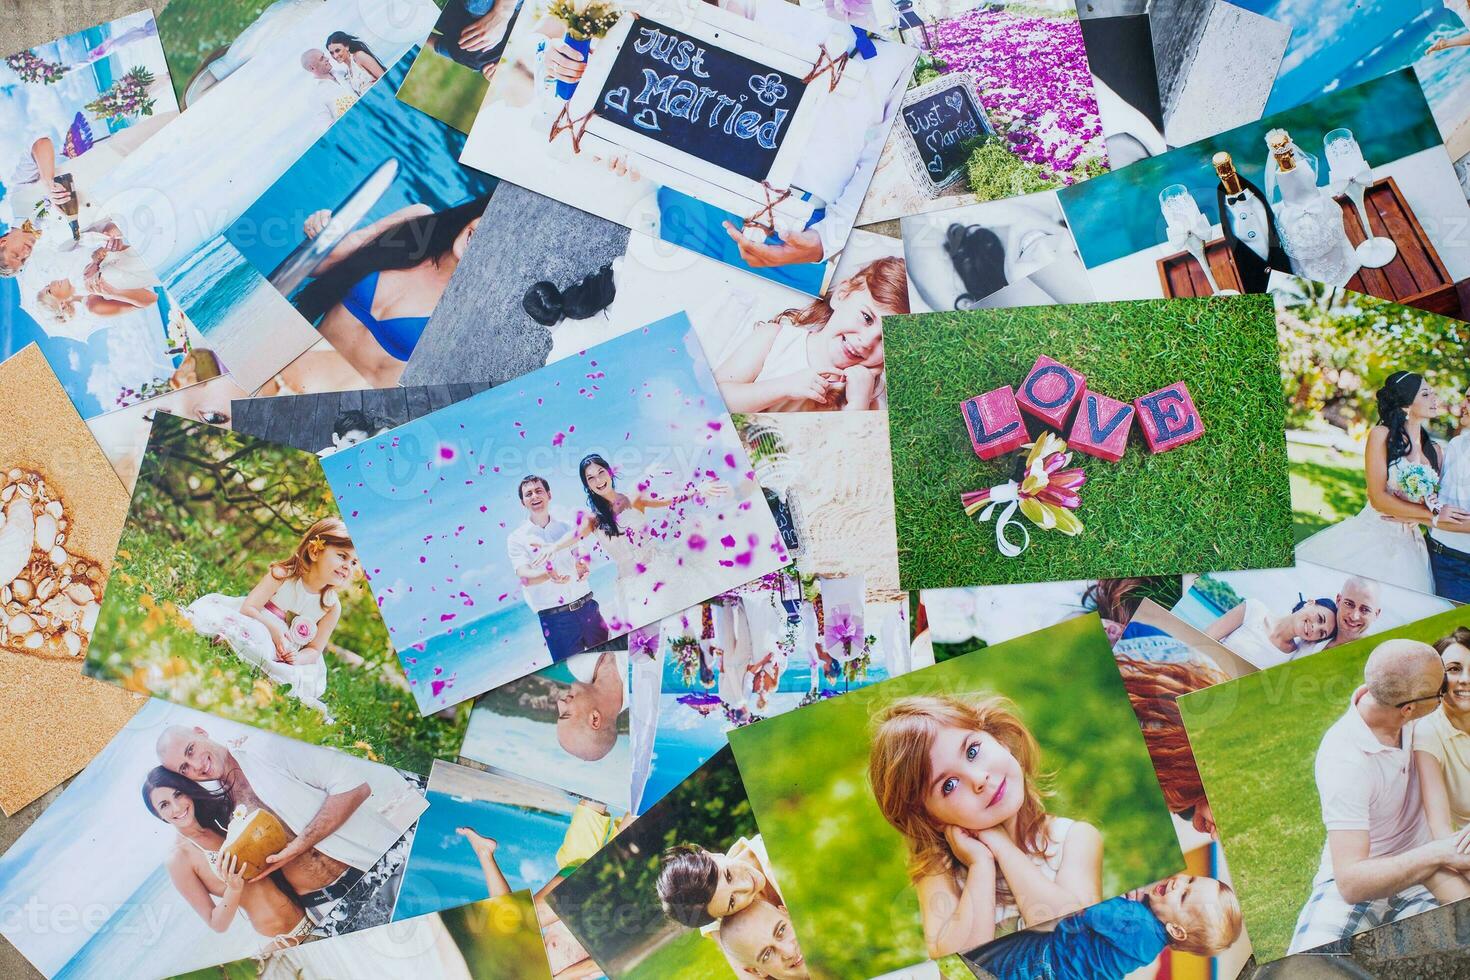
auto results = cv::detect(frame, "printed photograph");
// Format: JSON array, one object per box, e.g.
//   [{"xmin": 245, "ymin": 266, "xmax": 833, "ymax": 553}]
[
  {"xmin": 886, "ymin": 296, "xmax": 1292, "ymax": 589},
  {"xmin": 231, "ymin": 383, "xmax": 493, "ymax": 457},
  {"xmin": 0, "ymin": 345, "xmax": 142, "ymax": 815},
  {"xmin": 170, "ymin": 891, "xmax": 553, "ymax": 979},
  {"xmin": 404, "ymin": 178, "xmax": 909, "ymax": 412},
  {"xmin": 0, "ymin": 698, "xmax": 429, "ymax": 979},
  {"xmin": 0, "ymin": 12, "xmax": 209, "ymax": 420},
  {"xmin": 900, "ymin": 190, "xmax": 1094, "ymax": 313},
  {"xmin": 1179, "ymin": 605, "xmax": 1470, "ymax": 960},
  {"xmin": 1057, "ymin": 70, "xmax": 1470, "ymax": 317},
  {"xmin": 858, "ymin": 1, "xmax": 1108, "ymax": 223},
  {"xmin": 550, "ymin": 745, "xmax": 806, "ymax": 979},
  {"xmin": 395, "ymin": 759, "xmax": 628, "ymax": 922},
  {"xmin": 323, "ymin": 313, "xmax": 788, "ymax": 712},
  {"xmin": 1074, "ymin": 9, "xmax": 1165, "ymax": 170},
  {"xmin": 225, "ymin": 45, "xmax": 496, "ymax": 387},
  {"xmin": 642, "ymin": 570, "xmax": 912, "ymax": 810},
  {"xmin": 1174, "ymin": 563, "xmax": 1457, "ymax": 670},
  {"xmin": 730, "ymin": 614, "xmax": 1182, "ymax": 977},
  {"xmin": 91, "ymin": 0, "xmax": 438, "ymax": 394},
  {"xmin": 395, "ymin": 0, "xmax": 515, "ymax": 133},
  {"xmin": 1279, "ymin": 283, "xmax": 1470, "ymax": 603},
  {"xmin": 459, "ymin": 0, "xmax": 913, "ymax": 297},
  {"xmin": 459, "ymin": 644, "xmax": 660, "ymax": 812},
  {"xmin": 81, "ymin": 412, "xmax": 468, "ymax": 770}
]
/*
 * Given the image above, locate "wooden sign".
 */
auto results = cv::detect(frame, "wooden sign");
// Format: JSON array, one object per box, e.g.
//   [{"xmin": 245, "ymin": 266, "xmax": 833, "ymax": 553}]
[{"xmin": 898, "ymin": 73, "xmax": 991, "ymax": 192}]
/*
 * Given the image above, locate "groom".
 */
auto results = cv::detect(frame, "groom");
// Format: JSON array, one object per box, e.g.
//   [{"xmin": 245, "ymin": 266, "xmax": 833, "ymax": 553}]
[
  {"xmin": 156, "ymin": 724, "xmax": 426, "ymax": 931},
  {"xmin": 508, "ymin": 474, "xmax": 610, "ymax": 661},
  {"xmin": 1429, "ymin": 420, "xmax": 1470, "ymax": 602}
]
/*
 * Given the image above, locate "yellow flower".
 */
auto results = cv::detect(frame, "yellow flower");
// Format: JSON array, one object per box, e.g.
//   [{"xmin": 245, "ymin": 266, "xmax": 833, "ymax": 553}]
[
  {"xmin": 251, "ymin": 678, "xmax": 275, "ymax": 707},
  {"xmin": 353, "ymin": 741, "xmax": 379, "ymax": 762},
  {"xmin": 121, "ymin": 667, "xmax": 152, "ymax": 695}
]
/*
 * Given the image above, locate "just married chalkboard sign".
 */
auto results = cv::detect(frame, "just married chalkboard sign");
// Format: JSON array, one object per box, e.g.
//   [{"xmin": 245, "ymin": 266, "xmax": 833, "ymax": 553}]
[
  {"xmin": 898, "ymin": 73, "xmax": 991, "ymax": 192},
  {"xmin": 593, "ymin": 18, "xmax": 807, "ymax": 183},
  {"xmin": 565, "ymin": 6, "xmax": 864, "ymax": 232}
]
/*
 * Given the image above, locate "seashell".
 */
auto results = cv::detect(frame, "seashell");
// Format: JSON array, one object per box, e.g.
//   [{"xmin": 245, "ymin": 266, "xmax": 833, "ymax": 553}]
[
  {"xmin": 15, "ymin": 483, "xmax": 33, "ymax": 498},
  {"xmin": 63, "ymin": 631, "xmax": 81, "ymax": 656},
  {"xmin": 0, "ymin": 499, "xmax": 33, "ymax": 586},
  {"xmin": 44, "ymin": 501, "xmax": 62, "ymax": 518},
  {"xmin": 86, "ymin": 566, "xmax": 99, "ymax": 581},
  {"xmin": 36, "ymin": 578, "xmax": 56, "ymax": 601},
  {"xmin": 0, "ymin": 486, "xmax": 12, "ymax": 503},
  {"xmin": 34, "ymin": 514, "xmax": 57, "ymax": 551},
  {"xmin": 48, "ymin": 547, "xmax": 66, "ymax": 566},
  {"xmin": 11, "ymin": 579, "xmax": 31, "ymax": 601},
  {"xmin": 7, "ymin": 613, "xmax": 34, "ymax": 635},
  {"xmin": 65, "ymin": 583, "xmax": 92, "ymax": 604},
  {"xmin": 7, "ymin": 469, "xmax": 19, "ymax": 482},
  {"xmin": 21, "ymin": 632, "xmax": 43, "ymax": 650}
]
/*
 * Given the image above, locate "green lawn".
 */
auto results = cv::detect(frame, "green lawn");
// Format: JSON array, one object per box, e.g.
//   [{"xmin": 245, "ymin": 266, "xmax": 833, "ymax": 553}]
[
  {"xmin": 887, "ymin": 297, "xmax": 1293, "ymax": 588},
  {"xmin": 1288, "ymin": 439, "xmax": 1365, "ymax": 544},
  {"xmin": 396, "ymin": 44, "xmax": 488, "ymax": 136},
  {"xmin": 1178, "ymin": 605, "xmax": 1470, "ymax": 961},
  {"xmin": 157, "ymin": 0, "xmax": 281, "ymax": 101},
  {"xmin": 730, "ymin": 616, "xmax": 1182, "ymax": 979}
]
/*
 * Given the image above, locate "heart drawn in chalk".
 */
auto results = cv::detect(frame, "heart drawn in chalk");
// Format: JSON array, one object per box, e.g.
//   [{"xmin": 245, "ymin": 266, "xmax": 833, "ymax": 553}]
[
  {"xmin": 945, "ymin": 91, "xmax": 965, "ymax": 114},
  {"xmin": 633, "ymin": 108, "xmax": 661, "ymax": 131},
  {"xmin": 604, "ymin": 86, "xmax": 631, "ymax": 114}
]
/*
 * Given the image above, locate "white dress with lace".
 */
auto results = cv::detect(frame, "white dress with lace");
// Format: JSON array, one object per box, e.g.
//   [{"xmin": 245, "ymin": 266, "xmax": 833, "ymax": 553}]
[
  {"xmin": 183, "ymin": 576, "xmax": 332, "ymax": 705},
  {"xmin": 1295, "ymin": 458, "xmax": 1435, "ymax": 594}
]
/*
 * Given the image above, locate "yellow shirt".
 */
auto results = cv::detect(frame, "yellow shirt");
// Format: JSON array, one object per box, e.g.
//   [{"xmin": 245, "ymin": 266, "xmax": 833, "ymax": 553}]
[
  {"xmin": 1413, "ymin": 708, "xmax": 1470, "ymax": 831},
  {"xmin": 555, "ymin": 801, "xmax": 616, "ymax": 875}
]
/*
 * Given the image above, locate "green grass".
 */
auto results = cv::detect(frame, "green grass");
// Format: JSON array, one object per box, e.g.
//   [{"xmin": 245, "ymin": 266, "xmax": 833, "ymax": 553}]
[
  {"xmin": 157, "ymin": 0, "xmax": 281, "ymax": 102},
  {"xmin": 1288, "ymin": 440, "xmax": 1366, "ymax": 544},
  {"xmin": 396, "ymin": 44, "xmax": 488, "ymax": 136},
  {"xmin": 441, "ymin": 893, "xmax": 554, "ymax": 979},
  {"xmin": 1178, "ymin": 605, "xmax": 1470, "ymax": 961},
  {"xmin": 730, "ymin": 616, "xmax": 1182, "ymax": 979},
  {"xmin": 623, "ymin": 928, "xmax": 731, "ymax": 979},
  {"xmin": 887, "ymin": 296, "xmax": 1293, "ymax": 588},
  {"xmin": 85, "ymin": 524, "xmax": 467, "ymax": 772}
]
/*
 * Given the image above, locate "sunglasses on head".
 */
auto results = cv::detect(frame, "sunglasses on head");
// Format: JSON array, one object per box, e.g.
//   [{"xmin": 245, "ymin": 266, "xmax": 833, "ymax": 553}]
[{"xmin": 1395, "ymin": 675, "xmax": 1449, "ymax": 709}]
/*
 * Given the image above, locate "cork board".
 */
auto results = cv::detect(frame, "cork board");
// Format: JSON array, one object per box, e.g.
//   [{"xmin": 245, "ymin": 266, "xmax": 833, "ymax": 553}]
[{"xmin": 0, "ymin": 345, "xmax": 140, "ymax": 814}]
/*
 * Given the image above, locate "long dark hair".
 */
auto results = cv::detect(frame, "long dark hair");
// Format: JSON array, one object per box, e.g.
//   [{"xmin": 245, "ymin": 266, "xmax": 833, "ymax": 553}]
[
  {"xmin": 141, "ymin": 766, "xmax": 233, "ymax": 834},
  {"xmin": 325, "ymin": 31, "xmax": 382, "ymax": 69},
  {"xmin": 1378, "ymin": 371, "xmax": 1438, "ymax": 470},
  {"xmin": 580, "ymin": 453, "xmax": 622, "ymax": 538},
  {"xmin": 294, "ymin": 196, "xmax": 489, "ymax": 325}
]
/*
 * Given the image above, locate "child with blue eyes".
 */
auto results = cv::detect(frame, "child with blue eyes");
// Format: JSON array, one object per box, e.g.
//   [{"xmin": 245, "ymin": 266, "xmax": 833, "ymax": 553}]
[{"xmin": 869, "ymin": 694, "xmax": 1103, "ymax": 959}]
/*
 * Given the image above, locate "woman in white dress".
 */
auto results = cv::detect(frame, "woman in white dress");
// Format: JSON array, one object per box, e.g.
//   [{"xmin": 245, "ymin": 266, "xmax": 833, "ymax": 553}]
[
  {"xmin": 1204, "ymin": 594, "xmax": 1338, "ymax": 669},
  {"xmin": 1296, "ymin": 371, "xmax": 1470, "ymax": 593},
  {"xmin": 545, "ymin": 454, "xmax": 728, "ymax": 630},
  {"xmin": 325, "ymin": 31, "xmax": 386, "ymax": 95}
]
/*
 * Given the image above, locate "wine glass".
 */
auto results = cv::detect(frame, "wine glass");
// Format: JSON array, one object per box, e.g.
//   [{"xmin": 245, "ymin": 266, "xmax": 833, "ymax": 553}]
[
  {"xmin": 1160, "ymin": 184, "xmax": 1234, "ymax": 296},
  {"xmin": 1324, "ymin": 127, "xmax": 1397, "ymax": 268}
]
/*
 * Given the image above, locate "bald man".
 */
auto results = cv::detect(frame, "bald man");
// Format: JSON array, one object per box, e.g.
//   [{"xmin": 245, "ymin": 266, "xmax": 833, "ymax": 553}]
[
  {"xmin": 1325, "ymin": 577, "xmax": 1383, "ymax": 649},
  {"xmin": 301, "ymin": 49, "xmax": 351, "ymax": 125},
  {"xmin": 1289, "ymin": 639, "xmax": 1470, "ymax": 951},
  {"xmin": 555, "ymin": 648, "xmax": 629, "ymax": 762}
]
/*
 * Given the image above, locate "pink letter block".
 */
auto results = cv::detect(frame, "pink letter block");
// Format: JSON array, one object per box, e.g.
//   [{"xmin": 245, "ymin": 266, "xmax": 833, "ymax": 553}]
[
  {"xmin": 962, "ymin": 386, "xmax": 1028, "ymax": 460},
  {"xmin": 1017, "ymin": 355, "xmax": 1086, "ymax": 429},
  {"xmin": 1134, "ymin": 382, "xmax": 1204, "ymax": 453},
  {"xmin": 1067, "ymin": 389, "xmax": 1134, "ymax": 462}
]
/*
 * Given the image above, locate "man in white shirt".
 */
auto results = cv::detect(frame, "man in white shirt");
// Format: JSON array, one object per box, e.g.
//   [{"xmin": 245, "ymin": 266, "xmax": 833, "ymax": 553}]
[
  {"xmin": 1429, "ymin": 424, "xmax": 1470, "ymax": 602},
  {"xmin": 557, "ymin": 648, "xmax": 630, "ymax": 762},
  {"xmin": 302, "ymin": 48, "xmax": 352, "ymax": 126},
  {"xmin": 1289, "ymin": 639, "xmax": 1470, "ymax": 952},
  {"xmin": 156, "ymin": 723, "xmax": 427, "ymax": 925},
  {"xmin": 507, "ymin": 474, "xmax": 610, "ymax": 661},
  {"xmin": 1, "ymin": 127, "xmax": 74, "ymax": 279},
  {"xmin": 1324, "ymin": 577, "xmax": 1383, "ymax": 649}
]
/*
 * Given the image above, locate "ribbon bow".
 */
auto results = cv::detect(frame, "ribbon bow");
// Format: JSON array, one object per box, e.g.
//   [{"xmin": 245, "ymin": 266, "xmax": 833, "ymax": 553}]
[
  {"xmin": 960, "ymin": 433, "xmax": 1086, "ymax": 557},
  {"xmin": 629, "ymin": 627, "xmax": 660, "ymax": 658}
]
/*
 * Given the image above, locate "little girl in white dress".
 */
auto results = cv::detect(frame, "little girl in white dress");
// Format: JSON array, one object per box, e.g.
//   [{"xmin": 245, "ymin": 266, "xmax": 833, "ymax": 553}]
[{"xmin": 184, "ymin": 517, "xmax": 361, "ymax": 715}]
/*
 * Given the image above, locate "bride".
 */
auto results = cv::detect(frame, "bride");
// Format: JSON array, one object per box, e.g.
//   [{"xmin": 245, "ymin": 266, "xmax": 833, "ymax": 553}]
[
  {"xmin": 1204, "ymin": 594, "xmax": 1337, "ymax": 668},
  {"xmin": 544, "ymin": 454, "xmax": 727, "ymax": 630},
  {"xmin": 1297, "ymin": 371, "xmax": 1470, "ymax": 592}
]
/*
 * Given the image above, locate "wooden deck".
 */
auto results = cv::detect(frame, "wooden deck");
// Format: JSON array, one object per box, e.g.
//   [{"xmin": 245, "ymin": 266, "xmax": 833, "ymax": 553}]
[{"xmin": 231, "ymin": 383, "xmax": 492, "ymax": 455}]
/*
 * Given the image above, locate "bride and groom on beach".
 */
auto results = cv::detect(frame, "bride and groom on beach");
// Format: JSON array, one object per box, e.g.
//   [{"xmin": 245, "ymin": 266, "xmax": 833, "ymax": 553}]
[{"xmin": 1295, "ymin": 371, "xmax": 1470, "ymax": 604}]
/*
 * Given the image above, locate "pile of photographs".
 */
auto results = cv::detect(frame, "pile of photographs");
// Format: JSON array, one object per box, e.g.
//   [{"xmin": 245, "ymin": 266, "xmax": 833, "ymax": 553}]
[{"xmin": 3, "ymin": 1, "xmax": 1470, "ymax": 978}]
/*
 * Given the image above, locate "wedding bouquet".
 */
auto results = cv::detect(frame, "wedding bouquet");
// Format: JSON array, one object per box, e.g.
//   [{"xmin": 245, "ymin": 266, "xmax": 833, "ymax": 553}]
[
  {"xmin": 1389, "ymin": 460, "xmax": 1441, "ymax": 513},
  {"xmin": 546, "ymin": 0, "xmax": 622, "ymax": 98},
  {"xmin": 5, "ymin": 50, "xmax": 64, "ymax": 85},
  {"xmin": 84, "ymin": 67, "xmax": 157, "ymax": 123}
]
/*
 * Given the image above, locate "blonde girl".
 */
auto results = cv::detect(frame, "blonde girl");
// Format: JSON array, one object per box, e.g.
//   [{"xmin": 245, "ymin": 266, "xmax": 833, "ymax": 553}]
[
  {"xmin": 715, "ymin": 256, "xmax": 909, "ymax": 413},
  {"xmin": 869, "ymin": 694, "xmax": 1102, "ymax": 958},
  {"xmin": 183, "ymin": 517, "xmax": 361, "ymax": 716}
]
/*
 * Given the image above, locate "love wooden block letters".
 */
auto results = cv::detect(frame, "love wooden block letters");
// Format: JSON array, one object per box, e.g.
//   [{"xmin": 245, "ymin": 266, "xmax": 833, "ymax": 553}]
[
  {"xmin": 962, "ymin": 386, "xmax": 1028, "ymax": 460},
  {"xmin": 1067, "ymin": 390, "xmax": 1134, "ymax": 462},
  {"xmin": 1134, "ymin": 382, "xmax": 1204, "ymax": 453},
  {"xmin": 1017, "ymin": 355, "xmax": 1086, "ymax": 429}
]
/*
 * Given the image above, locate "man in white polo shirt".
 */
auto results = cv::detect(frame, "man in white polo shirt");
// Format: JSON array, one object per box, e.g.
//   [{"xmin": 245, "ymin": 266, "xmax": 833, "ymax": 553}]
[
  {"xmin": 1289, "ymin": 639, "xmax": 1470, "ymax": 952},
  {"xmin": 507, "ymin": 474, "xmax": 609, "ymax": 662}
]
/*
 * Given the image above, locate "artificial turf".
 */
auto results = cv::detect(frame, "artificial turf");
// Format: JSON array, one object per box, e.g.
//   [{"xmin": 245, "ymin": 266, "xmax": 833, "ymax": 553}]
[
  {"xmin": 886, "ymin": 296, "xmax": 1294, "ymax": 588},
  {"xmin": 1179, "ymin": 605, "xmax": 1470, "ymax": 961}
]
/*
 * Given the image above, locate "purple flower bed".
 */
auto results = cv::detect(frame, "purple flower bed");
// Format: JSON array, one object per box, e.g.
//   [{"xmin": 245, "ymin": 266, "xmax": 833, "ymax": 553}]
[{"xmin": 930, "ymin": 8, "xmax": 1106, "ymax": 185}]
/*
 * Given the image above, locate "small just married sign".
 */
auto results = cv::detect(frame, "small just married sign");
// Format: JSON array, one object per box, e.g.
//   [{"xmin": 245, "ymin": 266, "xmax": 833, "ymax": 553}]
[{"xmin": 898, "ymin": 73, "xmax": 991, "ymax": 192}]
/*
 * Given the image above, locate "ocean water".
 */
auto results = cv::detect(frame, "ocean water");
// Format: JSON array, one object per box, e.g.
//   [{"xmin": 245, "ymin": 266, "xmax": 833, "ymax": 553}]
[
  {"xmin": 394, "ymin": 790, "xmax": 569, "ymax": 921},
  {"xmin": 164, "ymin": 233, "xmax": 271, "ymax": 339},
  {"xmin": 1170, "ymin": 588, "xmax": 1220, "ymax": 632},
  {"xmin": 403, "ymin": 598, "xmax": 550, "ymax": 712}
]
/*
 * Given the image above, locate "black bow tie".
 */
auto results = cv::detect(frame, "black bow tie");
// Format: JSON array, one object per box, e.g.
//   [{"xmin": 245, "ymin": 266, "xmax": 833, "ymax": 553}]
[{"xmin": 1226, "ymin": 192, "xmax": 1250, "ymax": 205}]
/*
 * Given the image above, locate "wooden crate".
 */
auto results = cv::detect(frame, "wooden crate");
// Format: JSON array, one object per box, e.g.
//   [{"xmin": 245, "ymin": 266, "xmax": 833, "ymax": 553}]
[{"xmin": 1157, "ymin": 177, "xmax": 1462, "ymax": 318}]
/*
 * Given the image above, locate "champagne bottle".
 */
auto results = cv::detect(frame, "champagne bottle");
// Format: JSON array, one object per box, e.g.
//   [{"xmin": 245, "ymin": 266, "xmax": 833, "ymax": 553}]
[
  {"xmin": 1213, "ymin": 151, "xmax": 1286, "ymax": 293},
  {"xmin": 1263, "ymin": 128, "xmax": 1358, "ymax": 287},
  {"xmin": 54, "ymin": 173, "xmax": 80, "ymax": 242}
]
